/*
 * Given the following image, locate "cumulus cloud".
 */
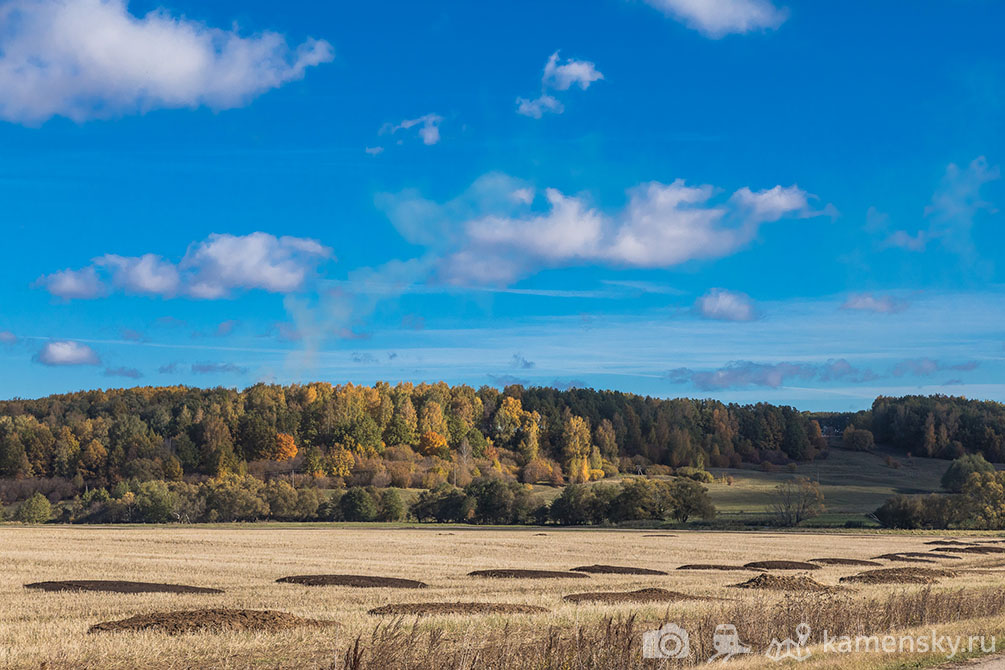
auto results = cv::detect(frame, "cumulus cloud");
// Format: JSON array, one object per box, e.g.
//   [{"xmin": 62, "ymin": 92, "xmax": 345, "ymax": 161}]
[
  {"xmin": 841, "ymin": 293, "xmax": 908, "ymax": 314},
  {"xmin": 383, "ymin": 113, "xmax": 443, "ymax": 145},
  {"xmin": 34, "ymin": 340, "xmax": 100, "ymax": 366},
  {"xmin": 517, "ymin": 51, "xmax": 602, "ymax": 118},
  {"xmin": 158, "ymin": 362, "xmax": 180, "ymax": 374},
  {"xmin": 350, "ymin": 352, "xmax": 378, "ymax": 364},
  {"xmin": 695, "ymin": 288, "xmax": 756, "ymax": 321},
  {"xmin": 511, "ymin": 353, "xmax": 536, "ymax": 369},
  {"xmin": 641, "ymin": 0, "xmax": 788, "ymax": 38},
  {"xmin": 0, "ymin": 331, "xmax": 17, "ymax": 344},
  {"xmin": 378, "ymin": 173, "xmax": 832, "ymax": 285},
  {"xmin": 103, "ymin": 366, "xmax": 142, "ymax": 379},
  {"xmin": 666, "ymin": 358, "xmax": 877, "ymax": 390},
  {"xmin": 924, "ymin": 156, "xmax": 1000, "ymax": 256},
  {"xmin": 0, "ymin": 0, "xmax": 333, "ymax": 125},
  {"xmin": 892, "ymin": 358, "xmax": 978, "ymax": 377},
  {"xmin": 191, "ymin": 362, "xmax": 246, "ymax": 374},
  {"xmin": 38, "ymin": 232, "xmax": 333, "ymax": 300}
]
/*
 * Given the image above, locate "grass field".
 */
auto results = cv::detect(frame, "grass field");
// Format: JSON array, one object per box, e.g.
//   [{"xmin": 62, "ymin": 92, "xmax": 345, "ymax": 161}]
[{"xmin": 5, "ymin": 524, "xmax": 1005, "ymax": 669}]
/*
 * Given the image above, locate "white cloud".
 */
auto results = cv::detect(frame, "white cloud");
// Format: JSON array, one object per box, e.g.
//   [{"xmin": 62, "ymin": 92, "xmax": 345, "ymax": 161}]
[
  {"xmin": 0, "ymin": 0, "xmax": 333, "ymax": 124},
  {"xmin": 0, "ymin": 331, "xmax": 17, "ymax": 344},
  {"xmin": 378, "ymin": 173, "xmax": 831, "ymax": 285},
  {"xmin": 695, "ymin": 288, "xmax": 756, "ymax": 321},
  {"xmin": 841, "ymin": 293, "xmax": 908, "ymax": 314},
  {"xmin": 364, "ymin": 146, "xmax": 384, "ymax": 156},
  {"xmin": 516, "ymin": 51, "xmax": 602, "ymax": 118},
  {"xmin": 34, "ymin": 340, "xmax": 100, "ymax": 366},
  {"xmin": 542, "ymin": 51, "xmax": 603, "ymax": 91},
  {"xmin": 384, "ymin": 114, "xmax": 443, "ymax": 145},
  {"xmin": 38, "ymin": 232, "xmax": 333, "ymax": 300},
  {"xmin": 642, "ymin": 0, "xmax": 788, "ymax": 38},
  {"xmin": 515, "ymin": 93, "xmax": 562, "ymax": 119},
  {"xmin": 924, "ymin": 156, "xmax": 1000, "ymax": 256}
]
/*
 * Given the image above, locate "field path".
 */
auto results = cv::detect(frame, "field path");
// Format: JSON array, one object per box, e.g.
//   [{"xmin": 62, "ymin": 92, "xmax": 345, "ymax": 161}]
[{"xmin": 947, "ymin": 655, "xmax": 1005, "ymax": 669}]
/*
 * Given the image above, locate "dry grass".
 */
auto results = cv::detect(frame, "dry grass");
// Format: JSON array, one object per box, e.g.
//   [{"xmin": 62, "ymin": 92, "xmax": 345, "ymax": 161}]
[{"xmin": 4, "ymin": 525, "xmax": 1005, "ymax": 669}]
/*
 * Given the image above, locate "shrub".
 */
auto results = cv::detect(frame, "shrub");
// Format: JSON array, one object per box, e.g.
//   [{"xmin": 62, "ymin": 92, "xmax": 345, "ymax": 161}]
[
  {"xmin": 842, "ymin": 426, "xmax": 875, "ymax": 451},
  {"xmin": 666, "ymin": 478, "xmax": 715, "ymax": 523},
  {"xmin": 378, "ymin": 488, "xmax": 407, "ymax": 522},
  {"xmin": 770, "ymin": 477, "xmax": 824, "ymax": 527},
  {"xmin": 942, "ymin": 453, "xmax": 995, "ymax": 493},
  {"xmin": 339, "ymin": 486, "xmax": 378, "ymax": 522},
  {"xmin": 15, "ymin": 492, "xmax": 51, "ymax": 524}
]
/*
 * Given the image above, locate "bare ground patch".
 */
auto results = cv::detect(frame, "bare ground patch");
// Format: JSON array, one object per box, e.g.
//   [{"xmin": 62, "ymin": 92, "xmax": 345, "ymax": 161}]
[
  {"xmin": 468, "ymin": 569, "xmax": 587, "ymax": 579},
  {"xmin": 89, "ymin": 609, "xmax": 332, "ymax": 634},
  {"xmin": 563, "ymin": 588, "xmax": 707, "ymax": 604},
  {"xmin": 743, "ymin": 561, "xmax": 820, "ymax": 571},
  {"xmin": 276, "ymin": 574, "xmax": 428, "ymax": 588},
  {"xmin": 809, "ymin": 558, "xmax": 882, "ymax": 566},
  {"xmin": 369, "ymin": 602, "xmax": 549, "ymax": 616},
  {"xmin": 25, "ymin": 580, "xmax": 222, "ymax": 595},
  {"xmin": 677, "ymin": 564, "xmax": 753, "ymax": 571},
  {"xmin": 839, "ymin": 567, "xmax": 955, "ymax": 585},
  {"xmin": 570, "ymin": 564, "xmax": 668, "ymax": 575},
  {"xmin": 730, "ymin": 573, "xmax": 836, "ymax": 592}
]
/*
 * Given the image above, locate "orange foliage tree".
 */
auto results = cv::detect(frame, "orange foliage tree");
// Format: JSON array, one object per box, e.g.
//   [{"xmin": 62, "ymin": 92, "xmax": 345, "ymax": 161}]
[{"xmin": 273, "ymin": 433, "xmax": 298, "ymax": 461}]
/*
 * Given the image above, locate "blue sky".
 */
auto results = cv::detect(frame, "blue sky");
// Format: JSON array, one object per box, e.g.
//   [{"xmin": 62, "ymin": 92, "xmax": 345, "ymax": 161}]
[{"xmin": 0, "ymin": 0, "xmax": 1002, "ymax": 410}]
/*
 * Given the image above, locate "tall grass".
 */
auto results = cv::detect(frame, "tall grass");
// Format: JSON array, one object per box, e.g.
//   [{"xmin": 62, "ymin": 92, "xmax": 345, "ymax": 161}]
[{"xmin": 334, "ymin": 587, "xmax": 1005, "ymax": 669}]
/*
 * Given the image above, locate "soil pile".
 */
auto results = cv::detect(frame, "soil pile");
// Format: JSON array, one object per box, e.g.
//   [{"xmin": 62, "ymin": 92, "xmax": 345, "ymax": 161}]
[
  {"xmin": 809, "ymin": 558, "xmax": 881, "ymax": 566},
  {"xmin": 840, "ymin": 568, "xmax": 954, "ymax": 585},
  {"xmin": 369, "ymin": 602, "xmax": 548, "ymax": 616},
  {"xmin": 89, "ymin": 609, "xmax": 331, "ymax": 634},
  {"xmin": 743, "ymin": 561, "xmax": 820, "ymax": 571},
  {"xmin": 731, "ymin": 574, "xmax": 834, "ymax": 592},
  {"xmin": 276, "ymin": 575, "xmax": 427, "ymax": 588},
  {"xmin": 563, "ymin": 588, "xmax": 704, "ymax": 604},
  {"xmin": 468, "ymin": 569, "xmax": 587, "ymax": 579},
  {"xmin": 25, "ymin": 581, "xmax": 222, "ymax": 595},
  {"xmin": 570, "ymin": 564, "xmax": 667, "ymax": 575}
]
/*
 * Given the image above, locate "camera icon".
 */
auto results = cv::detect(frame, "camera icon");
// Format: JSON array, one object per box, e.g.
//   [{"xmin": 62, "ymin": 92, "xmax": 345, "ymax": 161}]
[{"xmin": 642, "ymin": 623, "xmax": 690, "ymax": 659}]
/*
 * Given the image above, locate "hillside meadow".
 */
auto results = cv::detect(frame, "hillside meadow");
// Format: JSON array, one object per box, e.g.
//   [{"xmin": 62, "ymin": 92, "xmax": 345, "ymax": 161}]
[{"xmin": 6, "ymin": 525, "xmax": 1005, "ymax": 669}]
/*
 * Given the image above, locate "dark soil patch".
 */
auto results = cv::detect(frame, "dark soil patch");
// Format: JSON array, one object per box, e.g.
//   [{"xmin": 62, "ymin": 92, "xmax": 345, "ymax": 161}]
[
  {"xmin": 743, "ymin": 561, "xmax": 820, "ymax": 571},
  {"xmin": 872, "ymin": 553, "xmax": 938, "ymax": 564},
  {"xmin": 925, "ymin": 540, "xmax": 976, "ymax": 546},
  {"xmin": 677, "ymin": 564, "xmax": 753, "ymax": 571},
  {"xmin": 809, "ymin": 558, "xmax": 882, "ymax": 567},
  {"xmin": 840, "ymin": 567, "xmax": 955, "ymax": 585},
  {"xmin": 369, "ymin": 602, "xmax": 548, "ymax": 616},
  {"xmin": 643, "ymin": 534, "xmax": 677, "ymax": 537},
  {"xmin": 25, "ymin": 580, "xmax": 222, "ymax": 595},
  {"xmin": 89, "ymin": 609, "xmax": 331, "ymax": 634},
  {"xmin": 468, "ymin": 569, "xmax": 587, "ymax": 579},
  {"xmin": 276, "ymin": 574, "xmax": 428, "ymax": 588},
  {"xmin": 563, "ymin": 588, "xmax": 704, "ymax": 604},
  {"xmin": 571, "ymin": 564, "xmax": 668, "ymax": 575},
  {"xmin": 730, "ymin": 574, "xmax": 835, "ymax": 592},
  {"xmin": 534, "ymin": 533, "xmax": 547, "ymax": 536},
  {"xmin": 934, "ymin": 546, "xmax": 1005, "ymax": 555}
]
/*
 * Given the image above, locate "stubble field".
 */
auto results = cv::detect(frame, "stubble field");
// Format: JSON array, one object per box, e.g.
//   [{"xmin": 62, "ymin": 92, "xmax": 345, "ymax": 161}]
[{"xmin": 4, "ymin": 525, "xmax": 1005, "ymax": 669}]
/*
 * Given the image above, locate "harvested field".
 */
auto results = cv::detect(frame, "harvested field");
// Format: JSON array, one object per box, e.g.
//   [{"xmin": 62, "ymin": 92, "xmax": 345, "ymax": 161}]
[
  {"xmin": 563, "ymin": 588, "xmax": 704, "ymax": 604},
  {"xmin": 570, "ymin": 564, "xmax": 667, "ymax": 575},
  {"xmin": 934, "ymin": 546, "xmax": 1005, "ymax": 555},
  {"xmin": 742, "ymin": 560, "xmax": 820, "ymax": 570},
  {"xmin": 677, "ymin": 564, "xmax": 752, "ymax": 571},
  {"xmin": 368, "ymin": 602, "xmax": 548, "ymax": 616},
  {"xmin": 840, "ymin": 567, "xmax": 955, "ymax": 585},
  {"xmin": 809, "ymin": 558, "xmax": 882, "ymax": 566},
  {"xmin": 468, "ymin": 569, "xmax": 587, "ymax": 579},
  {"xmin": 731, "ymin": 573, "xmax": 835, "ymax": 592},
  {"xmin": 276, "ymin": 574, "xmax": 428, "ymax": 588},
  {"xmin": 89, "ymin": 609, "xmax": 332, "ymax": 635},
  {"xmin": 24, "ymin": 580, "xmax": 222, "ymax": 594}
]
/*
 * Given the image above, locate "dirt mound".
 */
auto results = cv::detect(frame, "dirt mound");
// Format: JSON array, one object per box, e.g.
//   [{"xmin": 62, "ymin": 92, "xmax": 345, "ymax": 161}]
[
  {"xmin": 743, "ymin": 561, "xmax": 820, "ymax": 571},
  {"xmin": 731, "ymin": 574, "xmax": 834, "ymax": 592},
  {"xmin": 563, "ymin": 588, "xmax": 704, "ymax": 604},
  {"xmin": 571, "ymin": 564, "xmax": 668, "ymax": 575},
  {"xmin": 369, "ymin": 602, "xmax": 548, "ymax": 616},
  {"xmin": 25, "ymin": 580, "xmax": 222, "ymax": 595},
  {"xmin": 677, "ymin": 564, "xmax": 751, "ymax": 571},
  {"xmin": 643, "ymin": 534, "xmax": 677, "ymax": 537},
  {"xmin": 840, "ymin": 567, "xmax": 955, "ymax": 585},
  {"xmin": 534, "ymin": 533, "xmax": 547, "ymax": 536},
  {"xmin": 468, "ymin": 569, "xmax": 587, "ymax": 579},
  {"xmin": 89, "ymin": 609, "xmax": 331, "ymax": 634},
  {"xmin": 277, "ymin": 574, "xmax": 428, "ymax": 588},
  {"xmin": 934, "ymin": 546, "xmax": 1005, "ymax": 555},
  {"xmin": 809, "ymin": 558, "xmax": 882, "ymax": 566},
  {"xmin": 872, "ymin": 553, "xmax": 938, "ymax": 564},
  {"xmin": 925, "ymin": 540, "xmax": 975, "ymax": 546}
]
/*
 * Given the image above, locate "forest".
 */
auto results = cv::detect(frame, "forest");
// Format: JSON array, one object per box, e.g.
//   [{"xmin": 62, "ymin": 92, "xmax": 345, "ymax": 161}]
[{"xmin": 0, "ymin": 382, "xmax": 828, "ymax": 490}]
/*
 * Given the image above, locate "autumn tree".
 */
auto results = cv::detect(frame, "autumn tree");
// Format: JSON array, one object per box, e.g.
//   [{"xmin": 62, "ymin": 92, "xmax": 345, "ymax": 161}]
[
  {"xmin": 272, "ymin": 433, "xmax": 298, "ymax": 461},
  {"xmin": 419, "ymin": 430, "xmax": 449, "ymax": 459},
  {"xmin": 771, "ymin": 477, "xmax": 824, "ymax": 527}
]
